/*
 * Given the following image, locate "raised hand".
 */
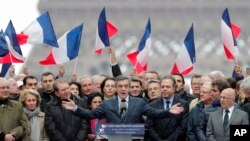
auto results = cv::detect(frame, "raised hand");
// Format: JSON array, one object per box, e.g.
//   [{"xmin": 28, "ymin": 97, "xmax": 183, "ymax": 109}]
[
  {"xmin": 169, "ymin": 103, "xmax": 184, "ymax": 115},
  {"xmin": 62, "ymin": 98, "xmax": 77, "ymax": 111},
  {"xmin": 58, "ymin": 65, "xmax": 65, "ymax": 78}
]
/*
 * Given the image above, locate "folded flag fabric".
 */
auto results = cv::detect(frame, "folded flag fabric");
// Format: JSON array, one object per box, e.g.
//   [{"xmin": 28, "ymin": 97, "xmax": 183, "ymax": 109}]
[
  {"xmin": 0, "ymin": 63, "xmax": 12, "ymax": 77},
  {"xmin": 127, "ymin": 18, "xmax": 151, "ymax": 73},
  {"xmin": 0, "ymin": 20, "xmax": 24, "ymax": 64},
  {"xmin": 95, "ymin": 8, "xmax": 118, "ymax": 54},
  {"xmin": 0, "ymin": 30, "xmax": 9, "ymax": 57},
  {"xmin": 221, "ymin": 8, "xmax": 240, "ymax": 60},
  {"xmin": 17, "ymin": 11, "xmax": 59, "ymax": 47},
  {"xmin": 171, "ymin": 24, "xmax": 196, "ymax": 76},
  {"xmin": 39, "ymin": 24, "xmax": 83, "ymax": 65}
]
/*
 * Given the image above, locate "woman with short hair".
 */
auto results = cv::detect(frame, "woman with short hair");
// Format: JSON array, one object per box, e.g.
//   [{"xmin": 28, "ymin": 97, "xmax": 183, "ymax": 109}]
[{"xmin": 19, "ymin": 89, "xmax": 48, "ymax": 141}]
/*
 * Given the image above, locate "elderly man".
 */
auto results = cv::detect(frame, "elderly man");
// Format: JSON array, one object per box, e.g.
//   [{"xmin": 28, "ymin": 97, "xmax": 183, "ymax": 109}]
[
  {"xmin": 187, "ymin": 83, "xmax": 217, "ymax": 141},
  {"xmin": 0, "ymin": 78, "xmax": 30, "ymax": 141},
  {"xmin": 79, "ymin": 75, "xmax": 93, "ymax": 99},
  {"xmin": 206, "ymin": 88, "xmax": 249, "ymax": 141}
]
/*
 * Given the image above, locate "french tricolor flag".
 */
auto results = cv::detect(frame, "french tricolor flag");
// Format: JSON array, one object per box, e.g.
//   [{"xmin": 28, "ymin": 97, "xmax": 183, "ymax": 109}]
[
  {"xmin": 39, "ymin": 24, "xmax": 83, "ymax": 65},
  {"xmin": 127, "ymin": 19, "xmax": 151, "ymax": 73},
  {"xmin": 0, "ymin": 20, "xmax": 24, "ymax": 64},
  {"xmin": 95, "ymin": 8, "xmax": 118, "ymax": 54},
  {"xmin": 171, "ymin": 24, "xmax": 196, "ymax": 76},
  {"xmin": 17, "ymin": 12, "xmax": 59, "ymax": 47},
  {"xmin": 221, "ymin": 8, "xmax": 241, "ymax": 60}
]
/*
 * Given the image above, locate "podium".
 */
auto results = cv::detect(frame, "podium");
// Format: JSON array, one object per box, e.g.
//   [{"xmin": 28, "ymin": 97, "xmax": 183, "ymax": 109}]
[{"xmin": 96, "ymin": 124, "xmax": 145, "ymax": 141}]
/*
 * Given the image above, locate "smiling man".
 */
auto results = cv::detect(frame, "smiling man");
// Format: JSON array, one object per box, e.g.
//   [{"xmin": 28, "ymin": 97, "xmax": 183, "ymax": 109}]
[{"xmin": 0, "ymin": 78, "xmax": 30, "ymax": 141}]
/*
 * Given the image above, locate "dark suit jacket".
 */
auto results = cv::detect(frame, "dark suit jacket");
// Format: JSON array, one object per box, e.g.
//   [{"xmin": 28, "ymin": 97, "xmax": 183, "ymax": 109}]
[
  {"xmin": 206, "ymin": 108, "xmax": 249, "ymax": 141},
  {"xmin": 75, "ymin": 96, "xmax": 173, "ymax": 123},
  {"xmin": 147, "ymin": 96, "xmax": 189, "ymax": 141}
]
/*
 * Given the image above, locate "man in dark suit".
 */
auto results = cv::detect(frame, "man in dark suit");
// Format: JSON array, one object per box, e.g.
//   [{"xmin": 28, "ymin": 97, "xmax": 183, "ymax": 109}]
[
  {"xmin": 62, "ymin": 75, "xmax": 184, "ymax": 124},
  {"xmin": 206, "ymin": 88, "xmax": 249, "ymax": 141},
  {"xmin": 147, "ymin": 75, "xmax": 189, "ymax": 141}
]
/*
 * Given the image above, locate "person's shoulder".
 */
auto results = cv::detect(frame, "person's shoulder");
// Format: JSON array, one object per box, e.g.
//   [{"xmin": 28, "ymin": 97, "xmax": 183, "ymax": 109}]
[
  {"xmin": 174, "ymin": 95, "xmax": 188, "ymax": 106},
  {"xmin": 130, "ymin": 96, "xmax": 147, "ymax": 103},
  {"xmin": 9, "ymin": 99, "xmax": 22, "ymax": 107},
  {"xmin": 209, "ymin": 108, "xmax": 222, "ymax": 117},
  {"xmin": 148, "ymin": 98, "xmax": 161, "ymax": 106},
  {"xmin": 38, "ymin": 111, "xmax": 45, "ymax": 117},
  {"xmin": 234, "ymin": 108, "xmax": 248, "ymax": 116}
]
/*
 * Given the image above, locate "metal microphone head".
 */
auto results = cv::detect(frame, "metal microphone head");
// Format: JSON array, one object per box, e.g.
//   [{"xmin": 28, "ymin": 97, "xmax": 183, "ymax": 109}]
[{"xmin": 120, "ymin": 102, "xmax": 127, "ymax": 111}]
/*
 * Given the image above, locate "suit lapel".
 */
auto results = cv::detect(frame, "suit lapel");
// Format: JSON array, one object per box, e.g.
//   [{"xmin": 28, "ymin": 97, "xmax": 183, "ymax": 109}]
[
  {"xmin": 227, "ymin": 108, "xmax": 237, "ymax": 130},
  {"xmin": 122, "ymin": 96, "xmax": 133, "ymax": 122},
  {"xmin": 155, "ymin": 98, "xmax": 164, "ymax": 109},
  {"xmin": 114, "ymin": 96, "xmax": 119, "ymax": 116},
  {"xmin": 217, "ymin": 109, "xmax": 225, "ymax": 132}
]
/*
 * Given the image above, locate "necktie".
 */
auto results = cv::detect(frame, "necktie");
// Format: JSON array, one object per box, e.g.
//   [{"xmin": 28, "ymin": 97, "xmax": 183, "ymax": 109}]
[
  {"xmin": 223, "ymin": 109, "xmax": 229, "ymax": 130},
  {"xmin": 166, "ymin": 100, "xmax": 170, "ymax": 110}
]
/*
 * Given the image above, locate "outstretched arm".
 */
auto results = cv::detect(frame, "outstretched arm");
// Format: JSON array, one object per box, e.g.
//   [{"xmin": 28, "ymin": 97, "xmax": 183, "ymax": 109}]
[{"xmin": 62, "ymin": 98, "xmax": 104, "ymax": 119}]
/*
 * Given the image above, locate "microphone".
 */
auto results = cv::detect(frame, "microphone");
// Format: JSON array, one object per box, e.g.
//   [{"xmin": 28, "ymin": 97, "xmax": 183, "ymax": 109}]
[{"xmin": 119, "ymin": 101, "xmax": 127, "ymax": 121}]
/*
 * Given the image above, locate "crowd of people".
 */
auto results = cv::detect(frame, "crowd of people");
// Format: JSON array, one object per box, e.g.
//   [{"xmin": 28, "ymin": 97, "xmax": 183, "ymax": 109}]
[{"xmin": 0, "ymin": 47, "xmax": 250, "ymax": 141}]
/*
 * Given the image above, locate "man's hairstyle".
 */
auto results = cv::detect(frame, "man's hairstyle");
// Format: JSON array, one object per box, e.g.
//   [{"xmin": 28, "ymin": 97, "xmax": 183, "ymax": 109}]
[
  {"xmin": 146, "ymin": 70, "xmax": 160, "ymax": 80},
  {"xmin": 130, "ymin": 77, "xmax": 143, "ymax": 87},
  {"xmin": 115, "ymin": 75, "xmax": 129, "ymax": 86},
  {"xmin": 23, "ymin": 75, "xmax": 37, "ymax": 86},
  {"xmin": 161, "ymin": 75, "xmax": 177, "ymax": 89},
  {"xmin": 242, "ymin": 77, "xmax": 250, "ymax": 89},
  {"xmin": 147, "ymin": 80, "xmax": 161, "ymax": 89},
  {"xmin": 226, "ymin": 77, "xmax": 237, "ymax": 89},
  {"xmin": 53, "ymin": 78, "xmax": 68, "ymax": 92},
  {"xmin": 191, "ymin": 74, "xmax": 202, "ymax": 84},
  {"xmin": 212, "ymin": 79, "xmax": 230, "ymax": 93},
  {"xmin": 173, "ymin": 73, "xmax": 185, "ymax": 84},
  {"xmin": 79, "ymin": 75, "xmax": 93, "ymax": 83},
  {"xmin": 41, "ymin": 71, "xmax": 54, "ymax": 81}
]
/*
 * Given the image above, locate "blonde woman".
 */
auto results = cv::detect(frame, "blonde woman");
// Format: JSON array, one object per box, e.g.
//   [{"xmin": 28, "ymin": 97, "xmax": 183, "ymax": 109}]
[{"xmin": 19, "ymin": 89, "xmax": 48, "ymax": 141}]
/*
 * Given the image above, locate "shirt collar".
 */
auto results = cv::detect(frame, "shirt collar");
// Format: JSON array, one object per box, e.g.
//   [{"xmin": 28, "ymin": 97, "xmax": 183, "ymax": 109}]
[
  {"xmin": 163, "ymin": 95, "xmax": 174, "ymax": 104},
  {"xmin": 118, "ymin": 96, "xmax": 129, "ymax": 103},
  {"xmin": 225, "ymin": 105, "xmax": 234, "ymax": 113}
]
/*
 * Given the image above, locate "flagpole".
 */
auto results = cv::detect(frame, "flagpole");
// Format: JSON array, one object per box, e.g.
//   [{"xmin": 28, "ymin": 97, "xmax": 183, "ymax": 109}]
[
  {"xmin": 134, "ymin": 60, "xmax": 138, "ymax": 74},
  {"xmin": 73, "ymin": 57, "xmax": 78, "ymax": 74},
  {"xmin": 235, "ymin": 46, "xmax": 239, "ymax": 65},
  {"xmin": 193, "ymin": 57, "xmax": 196, "ymax": 73}
]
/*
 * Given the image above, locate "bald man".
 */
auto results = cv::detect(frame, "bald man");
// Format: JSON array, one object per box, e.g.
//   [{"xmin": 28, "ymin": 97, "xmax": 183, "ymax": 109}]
[{"xmin": 206, "ymin": 88, "xmax": 249, "ymax": 141}]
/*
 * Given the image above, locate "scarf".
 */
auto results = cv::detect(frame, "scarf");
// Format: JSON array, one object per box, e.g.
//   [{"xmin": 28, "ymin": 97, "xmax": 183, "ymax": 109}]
[{"xmin": 24, "ymin": 107, "xmax": 41, "ymax": 141}]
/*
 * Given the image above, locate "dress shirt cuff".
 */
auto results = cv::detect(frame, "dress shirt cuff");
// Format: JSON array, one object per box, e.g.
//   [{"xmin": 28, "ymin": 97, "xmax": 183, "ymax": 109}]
[
  {"xmin": 110, "ymin": 62, "xmax": 118, "ymax": 66},
  {"xmin": 73, "ymin": 106, "xmax": 78, "ymax": 112}
]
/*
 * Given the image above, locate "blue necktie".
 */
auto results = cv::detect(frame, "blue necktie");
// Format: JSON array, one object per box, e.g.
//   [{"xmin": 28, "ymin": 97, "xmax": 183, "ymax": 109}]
[{"xmin": 166, "ymin": 100, "xmax": 170, "ymax": 110}]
